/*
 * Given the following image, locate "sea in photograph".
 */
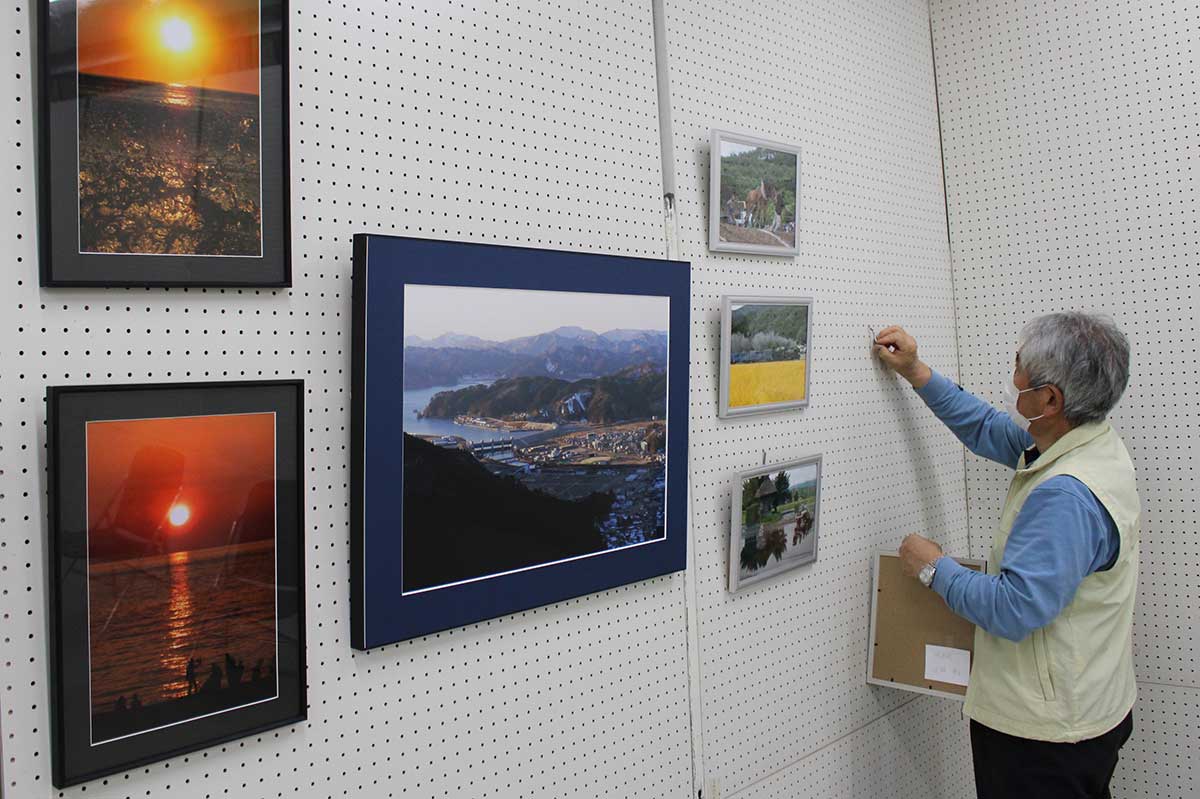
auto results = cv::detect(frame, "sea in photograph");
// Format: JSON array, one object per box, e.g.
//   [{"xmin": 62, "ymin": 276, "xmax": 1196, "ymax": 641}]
[
  {"xmin": 77, "ymin": 73, "xmax": 262, "ymax": 256},
  {"xmin": 88, "ymin": 539, "xmax": 276, "ymax": 741}
]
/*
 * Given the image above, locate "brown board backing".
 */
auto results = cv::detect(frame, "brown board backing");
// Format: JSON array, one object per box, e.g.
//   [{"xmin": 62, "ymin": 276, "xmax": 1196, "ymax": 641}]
[{"xmin": 867, "ymin": 550, "xmax": 986, "ymax": 700}]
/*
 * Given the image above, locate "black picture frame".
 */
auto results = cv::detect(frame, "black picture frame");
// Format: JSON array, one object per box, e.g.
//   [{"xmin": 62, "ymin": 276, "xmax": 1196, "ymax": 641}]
[
  {"xmin": 46, "ymin": 380, "xmax": 306, "ymax": 788},
  {"xmin": 36, "ymin": 0, "xmax": 290, "ymax": 287},
  {"xmin": 351, "ymin": 234, "xmax": 691, "ymax": 649}
]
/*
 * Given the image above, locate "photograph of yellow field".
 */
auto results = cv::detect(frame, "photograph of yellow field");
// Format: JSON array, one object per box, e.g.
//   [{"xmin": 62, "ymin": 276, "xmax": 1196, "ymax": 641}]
[
  {"xmin": 728, "ymin": 359, "xmax": 806, "ymax": 408},
  {"xmin": 720, "ymin": 297, "xmax": 812, "ymax": 417}
]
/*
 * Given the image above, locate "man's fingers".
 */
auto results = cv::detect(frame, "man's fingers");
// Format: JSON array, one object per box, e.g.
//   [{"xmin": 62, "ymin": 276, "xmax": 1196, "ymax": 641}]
[{"xmin": 874, "ymin": 343, "xmax": 901, "ymax": 361}]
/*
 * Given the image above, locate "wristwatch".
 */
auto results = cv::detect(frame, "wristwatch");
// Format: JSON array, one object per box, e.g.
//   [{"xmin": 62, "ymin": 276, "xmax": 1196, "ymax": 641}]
[{"xmin": 917, "ymin": 561, "xmax": 938, "ymax": 588}]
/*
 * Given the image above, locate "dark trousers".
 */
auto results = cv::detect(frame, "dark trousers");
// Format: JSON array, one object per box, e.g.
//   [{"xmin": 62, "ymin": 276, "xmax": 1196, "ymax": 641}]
[{"xmin": 970, "ymin": 711, "xmax": 1133, "ymax": 799}]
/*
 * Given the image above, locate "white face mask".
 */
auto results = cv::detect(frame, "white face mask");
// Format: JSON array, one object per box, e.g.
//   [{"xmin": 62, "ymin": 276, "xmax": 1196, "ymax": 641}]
[{"xmin": 1003, "ymin": 379, "xmax": 1049, "ymax": 432}]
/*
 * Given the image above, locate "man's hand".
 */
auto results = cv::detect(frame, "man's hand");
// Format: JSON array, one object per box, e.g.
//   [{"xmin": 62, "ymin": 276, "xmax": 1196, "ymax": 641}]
[
  {"xmin": 874, "ymin": 325, "xmax": 932, "ymax": 389},
  {"xmin": 899, "ymin": 533, "xmax": 944, "ymax": 578}
]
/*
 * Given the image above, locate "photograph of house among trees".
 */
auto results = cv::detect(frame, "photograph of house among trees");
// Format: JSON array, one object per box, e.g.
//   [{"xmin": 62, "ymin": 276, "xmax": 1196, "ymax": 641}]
[
  {"xmin": 714, "ymin": 135, "xmax": 799, "ymax": 252},
  {"xmin": 733, "ymin": 458, "xmax": 820, "ymax": 590}
]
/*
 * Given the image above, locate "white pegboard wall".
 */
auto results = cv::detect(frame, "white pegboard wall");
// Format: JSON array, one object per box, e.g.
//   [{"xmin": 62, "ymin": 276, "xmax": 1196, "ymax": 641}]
[
  {"xmin": 736, "ymin": 698, "xmax": 974, "ymax": 799},
  {"xmin": 662, "ymin": 0, "xmax": 972, "ymax": 796},
  {"xmin": 1111, "ymin": 682, "xmax": 1198, "ymax": 799},
  {"xmin": 2, "ymin": 1, "xmax": 693, "ymax": 798},
  {"xmin": 931, "ymin": 0, "xmax": 1199, "ymax": 797},
  {"xmin": 0, "ymin": 1, "xmax": 981, "ymax": 797}
]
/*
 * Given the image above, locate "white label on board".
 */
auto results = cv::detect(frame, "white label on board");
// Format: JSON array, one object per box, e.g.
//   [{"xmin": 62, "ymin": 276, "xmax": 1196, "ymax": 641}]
[{"xmin": 924, "ymin": 644, "xmax": 971, "ymax": 686}]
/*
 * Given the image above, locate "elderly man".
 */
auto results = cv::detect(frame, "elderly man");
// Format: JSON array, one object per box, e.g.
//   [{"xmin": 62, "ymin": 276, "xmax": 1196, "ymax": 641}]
[{"xmin": 873, "ymin": 312, "xmax": 1138, "ymax": 799}]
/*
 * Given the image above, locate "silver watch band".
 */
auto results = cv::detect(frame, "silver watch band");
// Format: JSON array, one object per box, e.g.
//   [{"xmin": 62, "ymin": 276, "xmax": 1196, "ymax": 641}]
[{"xmin": 918, "ymin": 561, "xmax": 938, "ymax": 588}]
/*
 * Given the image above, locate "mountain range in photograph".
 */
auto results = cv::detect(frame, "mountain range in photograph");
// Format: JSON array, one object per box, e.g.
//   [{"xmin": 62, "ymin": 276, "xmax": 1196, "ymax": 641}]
[
  {"xmin": 401, "ymin": 285, "xmax": 671, "ymax": 593},
  {"xmin": 403, "ymin": 325, "xmax": 668, "ymax": 390}
]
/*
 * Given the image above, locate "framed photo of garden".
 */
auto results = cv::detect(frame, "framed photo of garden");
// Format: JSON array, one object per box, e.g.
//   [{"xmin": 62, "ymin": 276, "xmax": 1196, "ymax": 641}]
[
  {"xmin": 719, "ymin": 296, "xmax": 812, "ymax": 418},
  {"xmin": 46, "ymin": 380, "xmax": 306, "ymax": 787},
  {"xmin": 708, "ymin": 129, "xmax": 800, "ymax": 256},
  {"xmin": 37, "ymin": 0, "xmax": 290, "ymax": 286},
  {"xmin": 729, "ymin": 455, "xmax": 822, "ymax": 592}
]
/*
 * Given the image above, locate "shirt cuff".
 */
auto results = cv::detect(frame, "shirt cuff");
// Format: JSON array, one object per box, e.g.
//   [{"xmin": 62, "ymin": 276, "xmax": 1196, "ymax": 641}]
[
  {"xmin": 930, "ymin": 554, "xmax": 965, "ymax": 597},
  {"xmin": 913, "ymin": 368, "xmax": 957, "ymax": 404}
]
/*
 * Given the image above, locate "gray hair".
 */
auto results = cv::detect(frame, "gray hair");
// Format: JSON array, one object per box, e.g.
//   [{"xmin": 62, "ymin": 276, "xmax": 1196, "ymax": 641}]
[{"xmin": 1017, "ymin": 312, "xmax": 1130, "ymax": 425}]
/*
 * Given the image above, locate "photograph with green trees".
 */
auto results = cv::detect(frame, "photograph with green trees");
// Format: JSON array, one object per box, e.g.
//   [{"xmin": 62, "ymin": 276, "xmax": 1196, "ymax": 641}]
[
  {"xmin": 720, "ymin": 296, "xmax": 811, "ymax": 417},
  {"xmin": 729, "ymin": 455, "xmax": 821, "ymax": 591},
  {"xmin": 709, "ymin": 130, "xmax": 800, "ymax": 255}
]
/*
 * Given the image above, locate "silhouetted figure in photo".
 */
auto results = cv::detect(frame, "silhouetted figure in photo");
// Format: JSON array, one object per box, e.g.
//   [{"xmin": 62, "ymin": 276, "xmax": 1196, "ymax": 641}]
[
  {"xmin": 225, "ymin": 653, "xmax": 245, "ymax": 686},
  {"xmin": 201, "ymin": 663, "xmax": 223, "ymax": 694},
  {"xmin": 130, "ymin": 694, "xmax": 142, "ymax": 711},
  {"xmin": 251, "ymin": 659, "xmax": 263, "ymax": 683},
  {"xmin": 186, "ymin": 657, "xmax": 199, "ymax": 695},
  {"xmin": 114, "ymin": 695, "xmax": 128, "ymax": 713}
]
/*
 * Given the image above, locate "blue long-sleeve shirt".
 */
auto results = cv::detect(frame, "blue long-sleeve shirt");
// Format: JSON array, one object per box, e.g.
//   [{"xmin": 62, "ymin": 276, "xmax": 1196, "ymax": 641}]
[{"xmin": 914, "ymin": 370, "xmax": 1120, "ymax": 642}]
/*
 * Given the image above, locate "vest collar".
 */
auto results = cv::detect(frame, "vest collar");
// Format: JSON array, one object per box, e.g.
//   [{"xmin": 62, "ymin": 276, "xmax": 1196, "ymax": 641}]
[{"xmin": 1017, "ymin": 421, "xmax": 1111, "ymax": 474}]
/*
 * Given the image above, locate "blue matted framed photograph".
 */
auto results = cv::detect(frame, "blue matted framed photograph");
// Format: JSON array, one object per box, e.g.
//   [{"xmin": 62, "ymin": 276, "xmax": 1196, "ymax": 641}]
[{"xmin": 350, "ymin": 235, "xmax": 691, "ymax": 650}]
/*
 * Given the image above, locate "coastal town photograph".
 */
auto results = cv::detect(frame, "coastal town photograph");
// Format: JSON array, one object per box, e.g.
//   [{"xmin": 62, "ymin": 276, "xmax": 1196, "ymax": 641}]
[{"xmin": 400, "ymin": 284, "xmax": 672, "ymax": 593}]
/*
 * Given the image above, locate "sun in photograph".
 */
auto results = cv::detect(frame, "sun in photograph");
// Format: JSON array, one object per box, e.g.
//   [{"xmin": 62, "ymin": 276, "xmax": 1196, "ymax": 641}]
[
  {"xmin": 75, "ymin": 0, "xmax": 263, "ymax": 256},
  {"xmin": 85, "ymin": 411, "xmax": 278, "ymax": 743}
]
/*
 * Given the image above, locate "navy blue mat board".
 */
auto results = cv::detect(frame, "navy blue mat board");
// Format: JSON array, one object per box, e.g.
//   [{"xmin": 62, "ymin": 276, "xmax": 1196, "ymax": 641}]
[{"xmin": 351, "ymin": 235, "xmax": 691, "ymax": 650}]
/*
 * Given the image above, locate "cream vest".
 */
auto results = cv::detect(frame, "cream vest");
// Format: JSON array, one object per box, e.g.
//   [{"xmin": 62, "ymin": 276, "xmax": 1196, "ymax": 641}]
[{"xmin": 963, "ymin": 422, "xmax": 1140, "ymax": 742}]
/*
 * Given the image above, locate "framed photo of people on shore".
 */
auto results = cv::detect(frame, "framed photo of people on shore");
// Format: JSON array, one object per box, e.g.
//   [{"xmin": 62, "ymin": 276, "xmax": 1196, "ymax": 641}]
[
  {"xmin": 709, "ymin": 130, "xmax": 800, "ymax": 256},
  {"xmin": 37, "ymin": 0, "xmax": 290, "ymax": 286},
  {"xmin": 719, "ymin": 296, "xmax": 812, "ymax": 418},
  {"xmin": 46, "ymin": 380, "xmax": 305, "ymax": 787},
  {"xmin": 351, "ymin": 235, "xmax": 691, "ymax": 649},
  {"xmin": 729, "ymin": 455, "xmax": 822, "ymax": 592}
]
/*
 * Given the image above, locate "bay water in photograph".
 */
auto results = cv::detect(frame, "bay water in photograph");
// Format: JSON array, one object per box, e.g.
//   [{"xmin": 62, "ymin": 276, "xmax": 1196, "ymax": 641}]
[
  {"xmin": 86, "ymin": 413, "xmax": 278, "ymax": 743},
  {"xmin": 402, "ymin": 284, "xmax": 671, "ymax": 592},
  {"xmin": 76, "ymin": 0, "xmax": 263, "ymax": 256}
]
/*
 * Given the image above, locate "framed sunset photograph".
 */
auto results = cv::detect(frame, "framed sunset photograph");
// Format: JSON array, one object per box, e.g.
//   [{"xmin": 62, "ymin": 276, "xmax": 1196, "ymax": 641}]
[
  {"xmin": 729, "ymin": 455, "xmax": 822, "ymax": 592},
  {"xmin": 719, "ymin": 296, "xmax": 813, "ymax": 418},
  {"xmin": 47, "ymin": 381, "xmax": 304, "ymax": 787},
  {"xmin": 351, "ymin": 235, "xmax": 691, "ymax": 649},
  {"xmin": 708, "ymin": 129, "xmax": 801, "ymax": 256},
  {"xmin": 37, "ymin": 0, "xmax": 289, "ymax": 286}
]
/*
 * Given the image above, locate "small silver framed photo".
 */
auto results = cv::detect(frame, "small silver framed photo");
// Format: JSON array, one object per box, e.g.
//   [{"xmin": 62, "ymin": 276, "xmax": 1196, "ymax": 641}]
[
  {"xmin": 729, "ymin": 455, "xmax": 822, "ymax": 592},
  {"xmin": 719, "ymin": 296, "xmax": 812, "ymax": 419},
  {"xmin": 708, "ymin": 129, "xmax": 801, "ymax": 256}
]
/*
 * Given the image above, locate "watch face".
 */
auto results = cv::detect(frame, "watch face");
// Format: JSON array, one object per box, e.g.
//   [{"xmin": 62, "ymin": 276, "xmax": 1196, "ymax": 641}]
[{"xmin": 919, "ymin": 565, "xmax": 935, "ymax": 586}]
